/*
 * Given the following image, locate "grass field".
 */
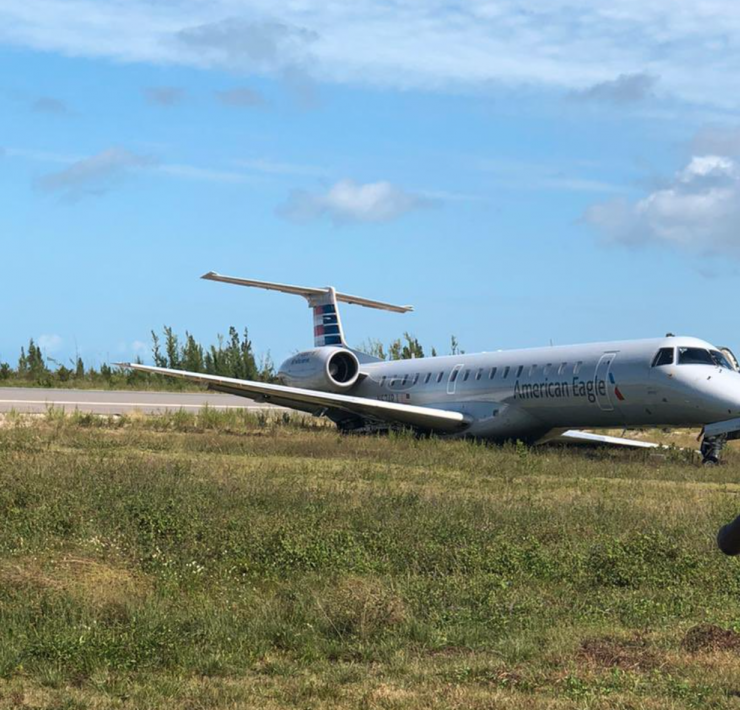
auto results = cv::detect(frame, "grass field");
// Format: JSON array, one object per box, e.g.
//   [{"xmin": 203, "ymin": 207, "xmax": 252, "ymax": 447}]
[{"xmin": 2, "ymin": 411, "xmax": 740, "ymax": 709}]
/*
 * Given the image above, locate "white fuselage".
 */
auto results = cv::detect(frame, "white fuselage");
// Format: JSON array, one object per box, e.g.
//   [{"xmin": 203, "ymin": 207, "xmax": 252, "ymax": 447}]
[{"xmin": 348, "ymin": 336, "xmax": 740, "ymax": 441}]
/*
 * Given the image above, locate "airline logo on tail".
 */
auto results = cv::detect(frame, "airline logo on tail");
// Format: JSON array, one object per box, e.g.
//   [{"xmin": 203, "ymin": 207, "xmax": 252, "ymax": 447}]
[{"xmin": 314, "ymin": 304, "xmax": 343, "ymax": 347}]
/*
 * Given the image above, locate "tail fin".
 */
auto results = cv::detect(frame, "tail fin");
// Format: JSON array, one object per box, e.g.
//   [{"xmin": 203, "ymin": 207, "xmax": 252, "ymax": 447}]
[
  {"xmin": 311, "ymin": 287, "xmax": 344, "ymax": 347},
  {"xmin": 202, "ymin": 272, "xmax": 412, "ymax": 349}
]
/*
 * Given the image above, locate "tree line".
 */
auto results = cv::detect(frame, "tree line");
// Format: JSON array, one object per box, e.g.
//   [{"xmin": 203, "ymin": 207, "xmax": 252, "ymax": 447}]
[
  {"xmin": 0, "ymin": 328, "xmax": 462, "ymax": 388},
  {"xmin": 0, "ymin": 327, "xmax": 269, "ymax": 389}
]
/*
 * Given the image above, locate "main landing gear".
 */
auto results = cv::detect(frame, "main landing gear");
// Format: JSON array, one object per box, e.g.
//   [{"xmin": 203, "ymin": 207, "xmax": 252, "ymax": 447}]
[{"xmin": 701, "ymin": 433, "xmax": 727, "ymax": 465}]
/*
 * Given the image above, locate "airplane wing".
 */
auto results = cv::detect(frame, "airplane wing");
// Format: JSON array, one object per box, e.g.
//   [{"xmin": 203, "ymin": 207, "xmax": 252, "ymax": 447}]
[
  {"xmin": 539, "ymin": 429, "xmax": 661, "ymax": 449},
  {"xmin": 117, "ymin": 363, "xmax": 471, "ymax": 433}
]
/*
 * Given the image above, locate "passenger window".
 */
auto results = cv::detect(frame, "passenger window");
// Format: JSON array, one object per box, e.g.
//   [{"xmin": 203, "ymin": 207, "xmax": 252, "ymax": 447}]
[
  {"xmin": 529, "ymin": 365, "xmax": 537, "ymax": 377},
  {"xmin": 558, "ymin": 363, "xmax": 566, "ymax": 375},
  {"xmin": 402, "ymin": 374, "xmax": 409, "ymax": 385},
  {"xmin": 463, "ymin": 370, "xmax": 470, "ymax": 381},
  {"xmin": 516, "ymin": 366, "xmax": 523, "ymax": 378},
  {"xmin": 652, "ymin": 348, "xmax": 674, "ymax": 367},
  {"xmin": 503, "ymin": 366, "xmax": 510, "ymax": 378},
  {"xmin": 424, "ymin": 373, "xmax": 431, "ymax": 384},
  {"xmin": 437, "ymin": 372, "xmax": 444, "ymax": 383},
  {"xmin": 574, "ymin": 361, "xmax": 583, "ymax": 375},
  {"xmin": 412, "ymin": 373, "xmax": 419, "ymax": 385},
  {"xmin": 476, "ymin": 368, "xmax": 483, "ymax": 380},
  {"xmin": 450, "ymin": 369, "xmax": 459, "ymax": 383},
  {"xmin": 489, "ymin": 367, "xmax": 497, "ymax": 379},
  {"xmin": 380, "ymin": 376, "xmax": 386, "ymax": 387},
  {"xmin": 544, "ymin": 363, "xmax": 552, "ymax": 377},
  {"xmin": 677, "ymin": 347, "xmax": 713, "ymax": 366}
]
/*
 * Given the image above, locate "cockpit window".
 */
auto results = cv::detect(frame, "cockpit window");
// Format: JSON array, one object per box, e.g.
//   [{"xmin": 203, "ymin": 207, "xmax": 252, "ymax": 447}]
[
  {"xmin": 677, "ymin": 347, "xmax": 715, "ymax": 366},
  {"xmin": 652, "ymin": 348, "xmax": 674, "ymax": 367},
  {"xmin": 710, "ymin": 350, "xmax": 733, "ymax": 369}
]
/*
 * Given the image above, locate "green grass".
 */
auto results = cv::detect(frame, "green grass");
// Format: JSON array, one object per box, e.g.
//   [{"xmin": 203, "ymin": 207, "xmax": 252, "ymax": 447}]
[{"xmin": 1, "ymin": 411, "xmax": 740, "ymax": 708}]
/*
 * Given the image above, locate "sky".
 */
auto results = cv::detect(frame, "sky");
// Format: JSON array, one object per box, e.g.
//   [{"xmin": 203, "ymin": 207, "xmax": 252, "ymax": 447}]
[{"xmin": 1, "ymin": 0, "xmax": 740, "ymax": 369}]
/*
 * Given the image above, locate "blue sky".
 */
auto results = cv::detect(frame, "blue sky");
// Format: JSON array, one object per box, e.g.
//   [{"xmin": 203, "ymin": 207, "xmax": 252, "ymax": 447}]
[{"xmin": 1, "ymin": 1, "xmax": 740, "ymax": 368}]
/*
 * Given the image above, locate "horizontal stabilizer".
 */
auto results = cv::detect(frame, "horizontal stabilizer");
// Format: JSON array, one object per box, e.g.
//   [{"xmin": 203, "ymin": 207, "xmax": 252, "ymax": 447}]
[{"xmin": 202, "ymin": 272, "xmax": 413, "ymax": 313}]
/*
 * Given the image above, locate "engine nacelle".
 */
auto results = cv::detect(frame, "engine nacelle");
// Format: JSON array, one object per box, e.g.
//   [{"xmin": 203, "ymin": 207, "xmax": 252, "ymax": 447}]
[{"xmin": 278, "ymin": 347, "xmax": 361, "ymax": 393}]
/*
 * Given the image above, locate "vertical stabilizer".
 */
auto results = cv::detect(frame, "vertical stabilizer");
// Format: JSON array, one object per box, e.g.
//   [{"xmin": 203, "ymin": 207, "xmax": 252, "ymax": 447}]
[{"xmin": 307, "ymin": 287, "xmax": 346, "ymax": 348}]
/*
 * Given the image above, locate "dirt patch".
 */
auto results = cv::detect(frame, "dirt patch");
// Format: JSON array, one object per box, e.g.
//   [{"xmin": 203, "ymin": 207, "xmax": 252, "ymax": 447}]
[
  {"xmin": 578, "ymin": 634, "xmax": 663, "ymax": 671},
  {"xmin": 682, "ymin": 624, "xmax": 740, "ymax": 653}
]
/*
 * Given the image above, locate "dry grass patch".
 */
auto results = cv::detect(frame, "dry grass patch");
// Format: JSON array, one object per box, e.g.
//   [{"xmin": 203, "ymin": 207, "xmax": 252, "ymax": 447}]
[
  {"xmin": 318, "ymin": 577, "xmax": 407, "ymax": 640},
  {"xmin": 0, "ymin": 555, "xmax": 150, "ymax": 608},
  {"xmin": 577, "ymin": 634, "xmax": 664, "ymax": 671}
]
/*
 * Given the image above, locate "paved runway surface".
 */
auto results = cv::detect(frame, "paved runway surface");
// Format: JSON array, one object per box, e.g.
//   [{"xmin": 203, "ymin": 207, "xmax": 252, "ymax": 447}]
[{"xmin": 0, "ymin": 387, "xmax": 280, "ymax": 415}]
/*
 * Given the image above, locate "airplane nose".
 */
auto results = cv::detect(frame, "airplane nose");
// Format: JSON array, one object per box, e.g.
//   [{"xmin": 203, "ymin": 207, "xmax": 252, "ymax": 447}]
[
  {"xmin": 672, "ymin": 369, "xmax": 740, "ymax": 420},
  {"xmin": 696, "ymin": 371, "xmax": 740, "ymax": 419},
  {"xmin": 721, "ymin": 376, "xmax": 740, "ymax": 417}
]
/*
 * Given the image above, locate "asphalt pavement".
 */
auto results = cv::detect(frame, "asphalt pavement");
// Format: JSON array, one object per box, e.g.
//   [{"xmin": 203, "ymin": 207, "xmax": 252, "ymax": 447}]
[{"xmin": 0, "ymin": 387, "xmax": 281, "ymax": 415}]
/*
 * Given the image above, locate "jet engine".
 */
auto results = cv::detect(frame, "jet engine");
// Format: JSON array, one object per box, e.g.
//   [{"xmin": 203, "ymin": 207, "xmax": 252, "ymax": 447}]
[{"xmin": 278, "ymin": 348, "xmax": 361, "ymax": 393}]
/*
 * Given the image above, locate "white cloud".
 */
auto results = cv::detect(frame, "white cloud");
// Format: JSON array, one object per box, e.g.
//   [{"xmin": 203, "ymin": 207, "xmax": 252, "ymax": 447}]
[
  {"xmin": 176, "ymin": 18, "xmax": 317, "ymax": 73},
  {"xmin": 279, "ymin": 179, "xmax": 429, "ymax": 225},
  {"xmin": 23, "ymin": 146, "xmax": 259, "ymax": 192},
  {"xmin": 570, "ymin": 72, "xmax": 658, "ymax": 104},
  {"xmin": 2, "ymin": 2, "xmax": 740, "ymax": 106},
  {"xmin": 585, "ymin": 154, "xmax": 740, "ymax": 254},
  {"xmin": 35, "ymin": 147, "xmax": 152, "ymax": 199},
  {"xmin": 37, "ymin": 334, "xmax": 62, "ymax": 352}
]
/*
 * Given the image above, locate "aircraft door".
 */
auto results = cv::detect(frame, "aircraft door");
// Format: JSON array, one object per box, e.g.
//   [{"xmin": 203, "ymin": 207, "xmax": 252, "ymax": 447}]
[
  {"xmin": 594, "ymin": 352, "xmax": 618, "ymax": 412},
  {"xmin": 447, "ymin": 364, "xmax": 464, "ymax": 395}
]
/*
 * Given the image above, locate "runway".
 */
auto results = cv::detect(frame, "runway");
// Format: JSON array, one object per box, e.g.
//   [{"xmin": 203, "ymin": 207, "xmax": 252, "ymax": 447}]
[{"xmin": 0, "ymin": 387, "xmax": 281, "ymax": 415}]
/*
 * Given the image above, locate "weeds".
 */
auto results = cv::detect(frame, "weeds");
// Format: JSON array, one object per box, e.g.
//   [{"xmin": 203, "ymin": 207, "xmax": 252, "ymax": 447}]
[{"xmin": 0, "ymin": 415, "xmax": 739, "ymax": 708}]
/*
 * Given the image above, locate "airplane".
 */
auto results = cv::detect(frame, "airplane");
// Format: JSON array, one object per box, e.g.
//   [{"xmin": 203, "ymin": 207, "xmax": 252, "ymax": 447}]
[{"xmin": 120, "ymin": 272, "xmax": 740, "ymax": 465}]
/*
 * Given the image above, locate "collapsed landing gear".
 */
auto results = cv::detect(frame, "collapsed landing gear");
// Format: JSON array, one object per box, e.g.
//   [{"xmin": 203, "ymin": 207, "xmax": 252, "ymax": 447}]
[{"xmin": 701, "ymin": 434, "xmax": 727, "ymax": 465}]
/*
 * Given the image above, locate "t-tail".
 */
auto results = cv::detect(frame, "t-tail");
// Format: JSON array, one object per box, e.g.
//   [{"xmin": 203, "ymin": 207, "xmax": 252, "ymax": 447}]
[{"xmin": 201, "ymin": 272, "xmax": 413, "ymax": 350}]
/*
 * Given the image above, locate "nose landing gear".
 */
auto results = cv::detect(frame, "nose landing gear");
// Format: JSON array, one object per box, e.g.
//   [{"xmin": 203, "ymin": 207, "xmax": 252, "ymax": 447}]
[{"xmin": 701, "ymin": 433, "xmax": 727, "ymax": 465}]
